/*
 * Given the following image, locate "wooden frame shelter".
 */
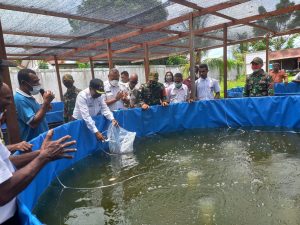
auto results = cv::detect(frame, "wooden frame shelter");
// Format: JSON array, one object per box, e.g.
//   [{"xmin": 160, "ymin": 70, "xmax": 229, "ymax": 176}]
[{"xmin": 0, "ymin": 0, "xmax": 299, "ymax": 143}]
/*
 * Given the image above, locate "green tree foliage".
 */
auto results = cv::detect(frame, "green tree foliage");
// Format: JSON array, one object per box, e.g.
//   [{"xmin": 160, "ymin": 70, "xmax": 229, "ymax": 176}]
[
  {"xmin": 166, "ymin": 55, "xmax": 188, "ymax": 65},
  {"xmin": 76, "ymin": 62, "xmax": 90, "ymax": 68},
  {"xmin": 68, "ymin": 0, "xmax": 168, "ymax": 33},
  {"xmin": 38, "ymin": 61, "xmax": 49, "ymax": 69},
  {"xmin": 203, "ymin": 57, "xmax": 243, "ymax": 82},
  {"xmin": 251, "ymin": 0, "xmax": 298, "ymax": 51}
]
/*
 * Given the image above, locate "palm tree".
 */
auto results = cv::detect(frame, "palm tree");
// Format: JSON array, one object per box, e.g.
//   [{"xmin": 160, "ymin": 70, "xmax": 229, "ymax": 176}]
[{"xmin": 203, "ymin": 57, "xmax": 242, "ymax": 82}]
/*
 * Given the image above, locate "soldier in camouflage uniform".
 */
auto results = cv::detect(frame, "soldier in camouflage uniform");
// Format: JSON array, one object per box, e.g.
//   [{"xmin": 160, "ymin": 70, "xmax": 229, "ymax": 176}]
[
  {"xmin": 62, "ymin": 74, "xmax": 81, "ymax": 122},
  {"xmin": 243, "ymin": 57, "xmax": 274, "ymax": 97},
  {"xmin": 140, "ymin": 72, "xmax": 168, "ymax": 110}
]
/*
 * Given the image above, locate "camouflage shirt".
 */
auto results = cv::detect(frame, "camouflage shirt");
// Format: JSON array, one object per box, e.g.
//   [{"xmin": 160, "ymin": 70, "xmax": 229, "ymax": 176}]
[
  {"xmin": 243, "ymin": 69, "xmax": 274, "ymax": 97},
  {"xmin": 63, "ymin": 86, "xmax": 81, "ymax": 122},
  {"xmin": 140, "ymin": 81, "xmax": 167, "ymax": 106},
  {"xmin": 124, "ymin": 84, "xmax": 141, "ymax": 108}
]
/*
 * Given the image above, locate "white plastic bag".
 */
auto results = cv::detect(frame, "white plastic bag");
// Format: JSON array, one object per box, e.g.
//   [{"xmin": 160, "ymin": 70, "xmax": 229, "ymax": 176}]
[{"xmin": 107, "ymin": 124, "xmax": 136, "ymax": 154}]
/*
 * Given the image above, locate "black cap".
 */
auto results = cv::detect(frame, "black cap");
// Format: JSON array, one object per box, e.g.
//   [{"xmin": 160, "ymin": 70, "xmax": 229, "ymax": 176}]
[{"xmin": 89, "ymin": 78, "xmax": 105, "ymax": 94}]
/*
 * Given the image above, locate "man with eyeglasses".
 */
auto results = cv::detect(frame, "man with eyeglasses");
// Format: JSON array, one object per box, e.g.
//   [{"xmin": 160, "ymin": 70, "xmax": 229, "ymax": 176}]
[
  {"xmin": 14, "ymin": 69, "xmax": 55, "ymax": 141},
  {"xmin": 243, "ymin": 57, "xmax": 274, "ymax": 97}
]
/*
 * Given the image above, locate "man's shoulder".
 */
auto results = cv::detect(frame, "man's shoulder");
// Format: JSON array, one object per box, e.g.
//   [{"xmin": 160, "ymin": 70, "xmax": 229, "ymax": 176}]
[
  {"xmin": 77, "ymin": 88, "xmax": 88, "ymax": 97},
  {"xmin": 140, "ymin": 83, "xmax": 148, "ymax": 89},
  {"xmin": 182, "ymin": 83, "xmax": 188, "ymax": 90},
  {"xmin": 156, "ymin": 82, "xmax": 164, "ymax": 88},
  {"xmin": 14, "ymin": 91, "xmax": 33, "ymax": 104}
]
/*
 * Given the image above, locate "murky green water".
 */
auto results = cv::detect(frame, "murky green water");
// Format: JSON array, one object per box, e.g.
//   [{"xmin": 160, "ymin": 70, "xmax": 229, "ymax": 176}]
[{"xmin": 34, "ymin": 128, "xmax": 300, "ymax": 225}]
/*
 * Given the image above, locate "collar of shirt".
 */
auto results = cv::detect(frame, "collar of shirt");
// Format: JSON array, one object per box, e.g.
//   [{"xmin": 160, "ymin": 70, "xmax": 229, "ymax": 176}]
[
  {"xmin": 199, "ymin": 77, "xmax": 210, "ymax": 81},
  {"xmin": 16, "ymin": 88, "xmax": 34, "ymax": 98},
  {"xmin": 171, "ymin": 84, "xmax": 184, "ymax": 90}
]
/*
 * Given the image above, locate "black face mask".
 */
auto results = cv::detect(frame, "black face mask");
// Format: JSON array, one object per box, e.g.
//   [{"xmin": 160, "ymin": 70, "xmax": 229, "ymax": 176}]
[
  {"xmin": 149, "ymin": 80, "xmax": 157, "ymax": 86},
  {"xmin": 64, "ymin": 82, "xmax": 73, "ymax": 89},
  {"xmin": 92, "ymin": 93, "xmax": 102, "ymax": 99}
]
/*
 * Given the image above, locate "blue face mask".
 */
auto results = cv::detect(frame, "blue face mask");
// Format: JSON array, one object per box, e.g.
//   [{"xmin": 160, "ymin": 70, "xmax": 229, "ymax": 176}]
[{"xmin": 175, "ymin": 83, "xmax": 182, "ymax": 89}]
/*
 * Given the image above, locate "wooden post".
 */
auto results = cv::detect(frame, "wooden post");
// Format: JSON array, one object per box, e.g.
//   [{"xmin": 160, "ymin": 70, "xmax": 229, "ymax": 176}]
[
  {"xmin": 107, "ymin": 39, "xmax": 113, "ymax": 69},
  {"xmin": 196, "ymin": 50, "xmax": 201, "ymax": 65},
  {"xmin": 266, "ymin": 34, "xmax": 270, "ymax": 72},
  {"xmin": 189, "ymin": 13, "xmax": 196, "ymax": 99},
  {"xmin": 54, "ymin": 56, "xmax": 63, "ymax": 101},
  {"xmin": 223, "ymin": 24, "xmax": 228, "ymax": 98},
  {"xmin": 144, "ymin": 43, "xmax": 150, "ymax": 82},
  {"xmin": 89, "ymin": 57, "xmax": 95, "ymax": 79},
  {"xmin": 0, "ymin": 20, "xmax": 21, "ymax": 143}
]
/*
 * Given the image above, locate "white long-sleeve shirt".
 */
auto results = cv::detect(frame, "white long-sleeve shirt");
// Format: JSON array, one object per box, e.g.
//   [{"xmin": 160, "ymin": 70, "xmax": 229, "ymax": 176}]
[
  {"xmin": 166, "ymin": 83, "xmax": 189, "ymax": 103},
  {"xmin": 104, "ymin": 81, "xmax": 127, "ymax": 111},
  {"xmin": 72, "ymin": 88, "xmax": 114, "ymax": 133},
  {"xmin": 195, "ymin": 77, "xmax": 220, "ymax": 100},
  {"xmin": 0, "ymin": 143, "xmax": 17, "ymax": 224}
]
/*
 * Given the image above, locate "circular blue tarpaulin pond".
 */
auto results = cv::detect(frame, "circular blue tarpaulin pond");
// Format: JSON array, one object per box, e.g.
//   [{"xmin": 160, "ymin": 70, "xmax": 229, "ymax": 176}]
[{"xmin": 17, "ymin": 96, "xmax": 300, "ymax": 224}]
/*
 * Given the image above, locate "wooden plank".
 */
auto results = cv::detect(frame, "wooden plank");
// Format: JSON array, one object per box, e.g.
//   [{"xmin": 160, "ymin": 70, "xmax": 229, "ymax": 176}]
[
  {"xmin": 89, "ymin": 58, "xmax": 95, "ymax": 79},
  {"xmin": 5, "ymin": 44, "xmax": 75, "ymax": 49},
  {"xmin": 266, "ymin": 34, "xmax": 270, "ymax": 72},
  {"xmin": 0, "ymin": 20, "xmax": 20, "ymax": 143},
  {"xmin": 144, "ymin": 43, "xmax": 150, "ymax": 82},
  {"xmin": 223, "ymin": 24, "xmax": 228, "ymax": 98},
  {"xmin": 107, "ymin": 40, "xmax": 113, "ymax": 69},
  {"xmin": 54, "ymin": 56, "xmax": 63, "ymax": 101},
  {"xmin": 3, "ymin": 30, "xmax": 104, "ymax": 41},
  {"xmin": 189, "ymin": 13, "xmax": 196, "ymax": 99}
]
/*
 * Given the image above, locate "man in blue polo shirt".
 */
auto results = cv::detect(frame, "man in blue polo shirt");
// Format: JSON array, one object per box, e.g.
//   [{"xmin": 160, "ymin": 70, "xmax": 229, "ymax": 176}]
[{"xmin": 14, "ymin": 69, "xmax": 55, "ymax": 141}]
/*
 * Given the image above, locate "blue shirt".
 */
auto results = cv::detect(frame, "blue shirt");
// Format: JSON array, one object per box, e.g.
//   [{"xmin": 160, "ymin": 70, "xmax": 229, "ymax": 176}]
[{"xmin": 14, "ymin": 90, "xmax": 48, "ymax": 141}]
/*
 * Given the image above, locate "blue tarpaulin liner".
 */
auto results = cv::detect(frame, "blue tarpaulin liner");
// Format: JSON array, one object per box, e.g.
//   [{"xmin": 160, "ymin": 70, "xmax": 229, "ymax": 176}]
[
  {"xmin": 227, "ymin": 83, "xmax": 300, "ymax": 98},
  {"xmin": 45, "ymin": 102, "xmax": 64, "ymax": 124},
  {"xmin": 15, "ymin": 96, "xmax": 300, "ymax": 224}
]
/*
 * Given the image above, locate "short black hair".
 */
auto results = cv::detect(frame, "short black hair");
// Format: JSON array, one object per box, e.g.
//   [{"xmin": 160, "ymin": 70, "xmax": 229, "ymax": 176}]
[
  {"xmin": 121, "ymin": 71, "xmax": 129, "ymax": 76},
  {"xmin": 17, "ymin": 68, "xmax": 36, "ymax": 85},
  {"xmin": 194, "ymin": 65, "xmax": 199, "ymax": 73},
  {"xmin": 174, "ymin": 73, "xmax": 183, "ymax": 79},
  {"xmin": 199, "ymin": 63, "xmax": 208, "ymax": 70}
]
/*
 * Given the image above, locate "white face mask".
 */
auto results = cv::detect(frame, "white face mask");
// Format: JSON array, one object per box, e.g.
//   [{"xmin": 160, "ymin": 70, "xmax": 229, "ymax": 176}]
[
  {"xmin": 30, "ymin": 85, "xmax": 42, "ymax": 95},
  {"xmin": 110, "ymin": 80, "xmax": 119, "ymax": 87}
]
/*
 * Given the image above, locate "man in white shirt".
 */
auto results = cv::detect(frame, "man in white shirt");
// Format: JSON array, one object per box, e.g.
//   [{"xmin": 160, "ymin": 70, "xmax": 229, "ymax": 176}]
[
  {"xmin": 167, "ymin": 73, "xmax": 189, "ymax": 103},
  {"xmin": 292, "ymin": 72, "xmax": 300, "ymax": 83},
  {"xmin": 104, "ymin": 68, "xmax": 129, "ymax": 111},
  {"xmin": 0, "ymin": 81, "xmax": 76, "ymax": 225},
  {"xmin": 73, "ymin": 78, "xmax": 118, "ymax": 141},
  {"xmin": 195, "ymin": 64, "xmax": 220, "ymax": 100}
]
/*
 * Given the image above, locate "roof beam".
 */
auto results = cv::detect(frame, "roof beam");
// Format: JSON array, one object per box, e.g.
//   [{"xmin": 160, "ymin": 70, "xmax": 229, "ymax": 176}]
[
  {"xmin": 3, "ymin": 30, "xmax": 104, "ymax": 41},
  {"xmin": 5, "ymin": 44, "xmax": 75, "ymax": 49},
  {"xmin": 84, "ymin": 4, "xmax": 300, "ymax": 62},
  {"xmin": 170, "ymin": 0, "xmax": 276, "ymax": 33},
  {"xmin": 197, "ymin": 28, "xmax": 300, "ymax": 51},
  {"xmin": 54, "ymin": 0, "xmax": 247, "ymax": 59},
  {"xmin": 0, "ymin": 3, "xmax": 138, "ymax": 28}
]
